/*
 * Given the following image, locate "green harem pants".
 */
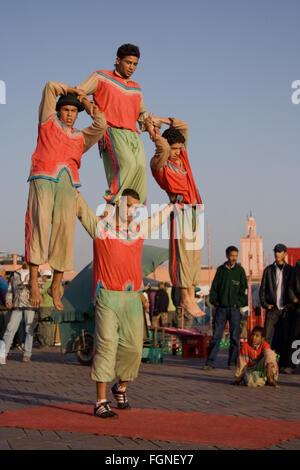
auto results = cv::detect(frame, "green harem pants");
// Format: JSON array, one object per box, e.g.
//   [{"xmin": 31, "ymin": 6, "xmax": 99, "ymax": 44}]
[
  {"xmin": 91, "ymin": 289, "xmax": 144, "ymax": 383},
  {"xmin": 100, "ymin": 127, "xmax": 147, "ymax": 205}
]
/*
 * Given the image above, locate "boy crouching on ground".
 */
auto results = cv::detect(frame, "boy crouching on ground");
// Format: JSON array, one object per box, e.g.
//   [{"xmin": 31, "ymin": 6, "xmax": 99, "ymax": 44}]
[{"xmin": 233, "ymin": 326, "xmax": 278, "ymax": 387}]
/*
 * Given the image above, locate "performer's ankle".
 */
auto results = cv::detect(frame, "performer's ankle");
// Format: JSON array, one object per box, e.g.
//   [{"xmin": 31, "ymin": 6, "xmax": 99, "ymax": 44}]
[
  {"xmin": 117, "ymin": 383, "xmax": 126, "ymax": 392},
  {"xmin": 96, "ymin": 399, "xmax": 107, "ymax": 406}
]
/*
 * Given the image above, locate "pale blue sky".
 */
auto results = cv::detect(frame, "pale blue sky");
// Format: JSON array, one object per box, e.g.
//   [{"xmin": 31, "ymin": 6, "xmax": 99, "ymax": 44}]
[{"xmin": 1, "ymin": 0, "xmax": 300, "ymax": 271}]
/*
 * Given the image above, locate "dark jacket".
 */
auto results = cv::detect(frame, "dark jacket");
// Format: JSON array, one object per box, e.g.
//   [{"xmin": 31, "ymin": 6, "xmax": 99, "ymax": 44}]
[
  {"xmin": 171, "ymin": 286, "xmax": 181, "ymax": 308},
  {"xmin": 288, "ymin": 260, "xmax": 300, "ymax": 302},
  {"xmin": 259, "ymin": 262, "xmax": 294, "ymax": 309},
  {"xmin": 209, "ymin": 263, "xmax": 248, "ymax": 308},
  {"xmin": 154, "ymin": 289, "xmax": 169, "ymax": 314}
]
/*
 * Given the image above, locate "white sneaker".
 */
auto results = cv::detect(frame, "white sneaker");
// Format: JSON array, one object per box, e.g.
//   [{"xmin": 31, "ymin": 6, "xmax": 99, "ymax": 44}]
[{"xmin": 0, "ymin": 357, "xmax": 6, "ymax": 365}]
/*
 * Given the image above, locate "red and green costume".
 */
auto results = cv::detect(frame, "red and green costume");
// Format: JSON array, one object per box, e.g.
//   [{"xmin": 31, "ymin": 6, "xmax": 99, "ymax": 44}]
[{"xmin": 77, "ymin": 70, "xmax": 149, "ymax": 204}]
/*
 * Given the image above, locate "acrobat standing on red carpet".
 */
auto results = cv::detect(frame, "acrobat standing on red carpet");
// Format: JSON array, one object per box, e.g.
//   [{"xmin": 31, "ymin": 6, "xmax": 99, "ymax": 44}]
[{"xmin": 76, "ymin": 188, "xmax": 173, "ymax": 418}]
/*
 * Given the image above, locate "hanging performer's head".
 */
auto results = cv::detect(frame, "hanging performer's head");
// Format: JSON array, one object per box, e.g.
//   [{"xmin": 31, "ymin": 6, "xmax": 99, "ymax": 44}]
[
  {"xmin": 162, "ymin": 127, "xmax": 186, "ymax": 161},
  {"xmin": 117, "ymin": 188, "xmax": 140, "ymax": 224},
  {"xmin": 115, "ymin": 43, "xmax": 140, "ymax": 80},
  {"xmin": 56, "ymin": 93, "xmax": 84, "ymax": 128}
]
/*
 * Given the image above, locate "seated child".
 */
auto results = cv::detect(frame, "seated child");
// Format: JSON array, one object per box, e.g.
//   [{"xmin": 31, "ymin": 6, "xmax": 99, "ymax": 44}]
[{"xmin": 233, "ymin": 326, "xmax": 278, "ymax": 387}]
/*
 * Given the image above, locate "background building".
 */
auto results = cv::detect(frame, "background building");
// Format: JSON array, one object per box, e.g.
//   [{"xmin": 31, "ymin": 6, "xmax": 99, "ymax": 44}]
[
  {"xmin": 287, "ymin": 248, "xmax": 300, "ymax": 266},
  {"xmin": 240, "ymin": 215, "xmax": 264, "ymax": 283}
]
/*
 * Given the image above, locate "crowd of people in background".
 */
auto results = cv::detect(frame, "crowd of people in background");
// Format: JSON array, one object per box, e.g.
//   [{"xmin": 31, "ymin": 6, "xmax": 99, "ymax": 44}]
[{"xmin": 141, "ymin": 282, "xmax": 193, "ymax": 331}]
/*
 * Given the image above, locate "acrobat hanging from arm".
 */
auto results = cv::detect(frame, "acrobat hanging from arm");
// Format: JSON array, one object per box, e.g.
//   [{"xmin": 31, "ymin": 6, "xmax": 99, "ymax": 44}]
[{"xmin": 147, "ymin": 114, "xmax": 204, "ymax": 318}]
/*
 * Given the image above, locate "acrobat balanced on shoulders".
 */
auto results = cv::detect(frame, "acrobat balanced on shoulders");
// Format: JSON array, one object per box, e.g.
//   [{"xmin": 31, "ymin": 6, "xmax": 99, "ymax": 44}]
[{"xmin": 25, "ymin": 81, "xmax": 106, "ymax": 310}]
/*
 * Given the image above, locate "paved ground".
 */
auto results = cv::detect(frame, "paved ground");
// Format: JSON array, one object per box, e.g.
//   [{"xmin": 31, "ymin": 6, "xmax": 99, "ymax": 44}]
[{"xmin": 0, "ymin": 346, "xmax": 300, "ymax": 450}]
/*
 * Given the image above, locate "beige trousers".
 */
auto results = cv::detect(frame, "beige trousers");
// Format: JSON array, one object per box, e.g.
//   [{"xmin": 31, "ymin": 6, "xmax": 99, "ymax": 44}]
[{"xmin": 25, "ymin": 171, "xmax": 77, "ymax": 272}]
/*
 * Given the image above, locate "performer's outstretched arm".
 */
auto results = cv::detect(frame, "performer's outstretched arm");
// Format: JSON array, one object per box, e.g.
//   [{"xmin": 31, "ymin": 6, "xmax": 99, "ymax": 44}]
[
  {"xmin": 140, "ymin": 203, "xmax": 173, "ymax": 238},
  {"xmin": 76, "ymin": 191, "xmax": 114, "ymax": 240},
  {"xmin": 76, "ymin": 191, "xmax": 99, "ymax": 240}
]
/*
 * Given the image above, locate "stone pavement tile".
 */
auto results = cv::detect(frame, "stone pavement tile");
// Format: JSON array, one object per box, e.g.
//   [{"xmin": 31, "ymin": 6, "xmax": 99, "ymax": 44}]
[
  {"xmin": 213, "ymin": 446, "xmax": 237, "ymax": 450},
  {"xmin": 68, "ymin": 441, "xmax": 122, "ymax": 450},
  {"xmin": 152, "ymin": 441, "xmax": 217, "ymax": 450},
  {"xmin": 52, "ymin": 431, "xmax": 217, "ymax": 450},
  {"xmin": 263, "ymin": 446, "xmax": 283, "ymax": 450},
  {"xmin": 55, "ymin": 430, "xmax": 92, "ymax": 441},
  {"xmin": 38, "ymin": 430, "xmax": 62, "ymax": 441},
  {"xmin": 67, "ymin": 435, "xmax": 125, "ymax": 450},
  {"xmin": 20, "ymin": 429, "xmax": 62, "ymax": 441},
  {"xmin": 23, "ymin": 429, "xmax": 43, "ymax": 439},
  {"xmin": 7, "ymin": 437, "xmax": 70, "ymax": 450},
  {"xmin": 272, "ymin": 439, "xmax": 300, "ymax": 450},
  {"xmin": 0, "ymin": 440, "xmax": 10, "ymax": 450},
  {"xmin": 0, "ymin": 428, "xmax": 26, "ymax": 439}
]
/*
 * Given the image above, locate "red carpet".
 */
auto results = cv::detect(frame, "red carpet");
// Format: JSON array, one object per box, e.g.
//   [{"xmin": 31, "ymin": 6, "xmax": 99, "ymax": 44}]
[{"xmin": 1, "ymin": 404, "xmax": 300, "ymax": 449}]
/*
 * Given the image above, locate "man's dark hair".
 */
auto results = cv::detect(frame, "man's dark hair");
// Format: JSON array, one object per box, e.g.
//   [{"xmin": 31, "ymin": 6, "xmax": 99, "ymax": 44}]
[
  {"xmin": 252, "ymin": 326, "xmax": 265, "ymax": 337},
  {"xmin": 226, "ymin": 246, "xmax": 239, "ymax": 256},
  {"xmin": 162, "ymin": 127, "xmax": 185, "ymax": 146},
  {"xmin": 122, "ymin": 188, "xmax": 140, "ymax": 200},
  {"xmin": 117, "ymin": 44, "xmax": 140, "ymax": 60}
]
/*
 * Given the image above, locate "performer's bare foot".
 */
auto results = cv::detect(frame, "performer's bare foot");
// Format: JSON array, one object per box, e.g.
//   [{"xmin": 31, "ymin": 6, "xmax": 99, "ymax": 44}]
[
  {"xmin": 29, "ymin": 283, "xmax": 43, "ymax": 308},
  {"xmin": 48, "ymin": 286, "xmax": 64, "ymax": 311},
  {"xmin": 180, "ymin": 299, "xmax": 205, "ymax": 318},
  {"xmin": 180, "ymin": 287, "xmax": 206, "ymax": 318},
  {"xmin": 29, "ymin": 263, "xmax": 43, "ymax": 308}
]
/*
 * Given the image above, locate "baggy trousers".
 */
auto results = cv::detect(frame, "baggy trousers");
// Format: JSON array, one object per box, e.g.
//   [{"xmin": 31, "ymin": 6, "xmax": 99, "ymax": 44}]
[
  {"xmin": 91, "ymin": 289, "xmax": 144, "ymax": 383},
  {"xmin": 25, "ymin": 170, "xmax": 77, "ymax": 272}
]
